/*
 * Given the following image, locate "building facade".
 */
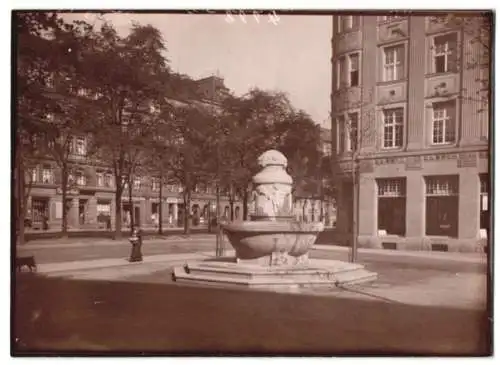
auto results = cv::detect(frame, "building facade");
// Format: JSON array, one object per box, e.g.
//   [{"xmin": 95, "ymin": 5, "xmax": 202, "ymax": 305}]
[
  {"xmin": 27, "ymin": 153, "xmax": 244, "ymax": 231},
  {"xmin": 26, "ymin": 75, "xmax": 335, "ymax": 231},
  {"xmin": 331, "ymin": 15, "xmax": 489, "ymax": 251},
  {"xmin": 26, "ymin": 75, "xmax": 243, "ymax": 231}
]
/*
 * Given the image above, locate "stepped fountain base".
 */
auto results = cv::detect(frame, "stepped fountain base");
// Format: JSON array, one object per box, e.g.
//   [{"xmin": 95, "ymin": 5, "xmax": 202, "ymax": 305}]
[
  {"xmin": 172, "ymin": 149, "xmax": 377, "ymax": 292},
  {"xmin": 172, "ymin": 256, "xmax": 378, "ymax": 292}
]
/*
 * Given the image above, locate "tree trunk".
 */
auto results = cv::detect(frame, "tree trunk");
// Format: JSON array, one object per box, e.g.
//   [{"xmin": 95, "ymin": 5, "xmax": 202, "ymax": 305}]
[
  {"xmin": 158, "ymin": 174, "xmax": 163, "ymax": 235},
  {"xmin": 183, "ymin": 188, "xmax": 191, "ymax": 236},
  {"xmin": 242, "ymin": 189, "xmax": 249, "ymax": 221},
  {"xmin": 61, "ymin": 165, "xmax": 69, "ymax": 237},
  {"xmin": 302, "ymin": 200, "xmax": 307, "ymax": 222},
  {"xmin": 128, "ymin": 175, "xmax": 134, "ymax": 234},
  {"xmin": 114, "ymin": 186, "xmax": 123, "ymax": 240},
  {"xmin": 228, "ymin": 183, "xmax": 235, "ymax": 221}
]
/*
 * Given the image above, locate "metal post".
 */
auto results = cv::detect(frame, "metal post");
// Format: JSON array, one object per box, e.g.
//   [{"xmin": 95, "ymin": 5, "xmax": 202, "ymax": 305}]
[
  {"xmin": 350, "ymin": 157, "xmax": 359, "ymax": 263},
  {"xmin": 215, "ymin": 183, "xmax": 222, "ymax": 256}
]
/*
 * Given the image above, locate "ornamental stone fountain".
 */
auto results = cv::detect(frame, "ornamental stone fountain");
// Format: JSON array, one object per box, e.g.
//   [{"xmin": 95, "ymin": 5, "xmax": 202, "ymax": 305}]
[{"xmin": 172, "ymin": 150, "xmax": 377, "ymax": 291}]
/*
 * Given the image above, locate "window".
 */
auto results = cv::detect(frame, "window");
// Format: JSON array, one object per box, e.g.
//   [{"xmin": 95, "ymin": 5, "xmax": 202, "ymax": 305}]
[
  {"xmin": 338, "ymin": 15, "xmax": 360, "ymax": 33},
  {"xmin": 383, "ymin": 108, "xmax": 404, "ymax": 148},
  {"xmin": 348, "ymin": 54, "xmax": 360, "ymax": 87},
  {"xmin": 97, "ymin": 203, "xmax": 111, "ymax": 215},
  {"xmin": 346, "ymin": 112, "xmax": 358, "ymax": 152},
  {"xmin": 31, "ymin": 198, "xmax": 49, "ymax": 223},
  {"xmin": 75, "ymin": 137, "xmax": 86, "ymax": 156},
  {"xmin": 76, "ymin": 171, "xmax": 86, "ymax": 186},
  {"xmin": 66, "ymin": 137, "xmax": 73, "ymax": 154},
  {"xmin": 152, "ymin": 177, "xmax": 160, "ymax": 192},
  {"xmin": 97, "ymin": 200, "xmax": 111, "ymax": 223},
  {"xmin": 104, "ymin": 173, "xmax": 112, "ymax": 187},
  {"xmin": 97, "ymin": 172, "xmax": 104, "ymax": 187},
  {"xmin": 121, "ymin": 176, "xmax": 129, "ymax": 190},
  {"xmin": 42, "ymin": 166, "xmax": 53, "ymax": 184},
  {"xmin": 383, "ymin": 45, "xmax": 405, "ymax": 81},
  {"xmin": 377, "ymin": 178, "xmax": 406, "ymax": 236},
  {"xmin": 379, "ymin": 15, "xmax": 403, "ymax": 22},
  {"xmin": 133, "ymin": 177, "xmax": 141, "ymax": 190},
  {"xmin": 31, "ymin": 166, "xmax": 38, "ymax": 183},
  {"xmin": 337, "ymin": 115, "xmax": 346, "ymax": 153},
  {"xmin": 431, "ymin": 101, "xmax": 456, "ymax": 144},
  {"xmin": 336, "ymin": 56, "xmax": 346, "ymax": 90},
  {"xmin": 432, "ymin": 33, "xmax": 458, "ymax": 73},
  {"xmin": 336, "ymin": 53, "xmax": 359, "ymax": 89},
  {"xmin": 425, "ymin": 175, "xmax": 459, "ymax": 237}
]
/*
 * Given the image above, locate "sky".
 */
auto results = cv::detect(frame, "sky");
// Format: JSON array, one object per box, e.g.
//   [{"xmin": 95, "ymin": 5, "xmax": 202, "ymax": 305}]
[{"xmin": 62, "ymin": 12, "xmax": 333, "ymax": 128}]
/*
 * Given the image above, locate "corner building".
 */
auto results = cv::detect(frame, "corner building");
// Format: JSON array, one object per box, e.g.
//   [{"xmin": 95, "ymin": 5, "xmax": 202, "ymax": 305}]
[{"xmin": 331, "ymin": 15, "xmax": 489, "ymax": 252}]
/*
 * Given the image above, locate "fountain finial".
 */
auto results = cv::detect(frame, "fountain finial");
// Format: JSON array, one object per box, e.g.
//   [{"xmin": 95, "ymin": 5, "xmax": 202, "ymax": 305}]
[{"xmin": 257, "ymin": 149, "xmax": 288, "ymax": 169}]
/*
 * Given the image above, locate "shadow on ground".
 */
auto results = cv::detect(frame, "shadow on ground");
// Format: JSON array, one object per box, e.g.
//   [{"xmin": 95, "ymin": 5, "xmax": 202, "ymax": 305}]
[{"xmin": 12, "ymin": 273, "xmax": 491, "ymax": 356}]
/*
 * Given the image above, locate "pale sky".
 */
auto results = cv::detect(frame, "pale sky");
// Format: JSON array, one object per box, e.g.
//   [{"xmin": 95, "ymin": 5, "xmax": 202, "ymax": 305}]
[{"xmin": 62, "ymin": 12, "xmax": 333, "ymax": 127}]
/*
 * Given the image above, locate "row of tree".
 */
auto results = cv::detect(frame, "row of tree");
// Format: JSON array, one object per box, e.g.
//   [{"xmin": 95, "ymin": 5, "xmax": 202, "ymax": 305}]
[{"xmin": 15, "ymin": 12, "xmax": 335, "ymax": 244}]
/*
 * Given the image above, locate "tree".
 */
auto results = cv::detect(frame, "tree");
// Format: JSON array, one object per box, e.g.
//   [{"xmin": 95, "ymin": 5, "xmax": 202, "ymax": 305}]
[
  {"xmin": 220, "ymin": 89, "xmax": 293, "ymax": 220},
  {"xmin": 162, "ymin": 104, "xmax": 214, "ymax": 235},
  {"xmin": 274, "ymin": 110, "xmax": 323, "ymax": 197},
  {"xmin": 81, "ymin": 22, "xmax": 169, "ymax": 239},
  {"xmin": 15, "ymin": 12, "xmax": 98, "ymax": 240}
]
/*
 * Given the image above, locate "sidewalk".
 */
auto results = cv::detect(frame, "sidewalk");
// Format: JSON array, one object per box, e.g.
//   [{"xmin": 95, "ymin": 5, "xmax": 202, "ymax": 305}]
[
  {"xmin": 36, "ymin": 251, "xmax": 214, "ymax": 274},
  {"xmin": 17, "ymin": 234, "xmax": 216, "ymax": 250},
  {"xmin": 312, "ymin": 244, "xmax": 488, "ymax": 264}
]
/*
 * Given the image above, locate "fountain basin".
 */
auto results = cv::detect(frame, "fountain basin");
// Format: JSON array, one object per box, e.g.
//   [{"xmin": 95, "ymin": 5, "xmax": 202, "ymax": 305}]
[{"xmin": 222, "ymin": 221, "xmax": 324, "ymax": 260}]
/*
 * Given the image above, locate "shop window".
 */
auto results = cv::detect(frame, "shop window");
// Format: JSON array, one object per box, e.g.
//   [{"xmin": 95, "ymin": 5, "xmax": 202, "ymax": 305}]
[
  {"xmin": 377, "ymin": 178, "xmax": 406, "ymax": 236},
  {"xmin": 31, "ymin": 198, "xmax": 49, "ymax": 223},
  {"xmin": 425, "ymin": 175, "xmax": 459, "ymax": 237}
]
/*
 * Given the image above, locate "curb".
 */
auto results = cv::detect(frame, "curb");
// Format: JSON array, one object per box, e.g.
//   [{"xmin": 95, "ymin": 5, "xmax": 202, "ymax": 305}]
[
  {"xmin": 17, "ymin": 235, "xmax": 216, "ymax": 250},
  {"xmin": 36, "ymin": 251, "xmax": 216, "ymax": 274},
  {"xmin": 312, "ymin": 245, "xmax": 487, "ymax": 264}
]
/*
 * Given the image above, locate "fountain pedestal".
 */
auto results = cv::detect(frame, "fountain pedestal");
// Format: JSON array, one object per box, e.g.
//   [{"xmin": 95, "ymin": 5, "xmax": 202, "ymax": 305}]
[{"xmin": 172, "ymin": 150, "xmax": 377, "ymax": 291}]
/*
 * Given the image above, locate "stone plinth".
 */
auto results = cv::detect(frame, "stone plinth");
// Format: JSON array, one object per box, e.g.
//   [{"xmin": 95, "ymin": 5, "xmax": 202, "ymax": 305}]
[{"xmin": 172, "ymin": 257, "xmax": 377, "ymax": 292}]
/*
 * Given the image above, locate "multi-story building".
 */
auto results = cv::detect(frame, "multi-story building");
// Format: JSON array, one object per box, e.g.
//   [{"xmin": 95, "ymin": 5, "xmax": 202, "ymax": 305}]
[
  {"xmin": 26, "ymin": 76, "xmax": 244, "ymax": 231},
  {"xmin": 26, "ymin": 75, "xmax": 336, "ymax": 231},
  {"xmin": 331, "ymin": 14, "xmax": 490, "ymax": 251}
]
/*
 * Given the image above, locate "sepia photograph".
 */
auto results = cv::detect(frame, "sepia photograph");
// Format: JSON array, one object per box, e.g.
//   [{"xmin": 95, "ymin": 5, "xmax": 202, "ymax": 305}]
[{"xmin": 11, "ymin": 5, "xmax": 493, "ymax": 357}]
